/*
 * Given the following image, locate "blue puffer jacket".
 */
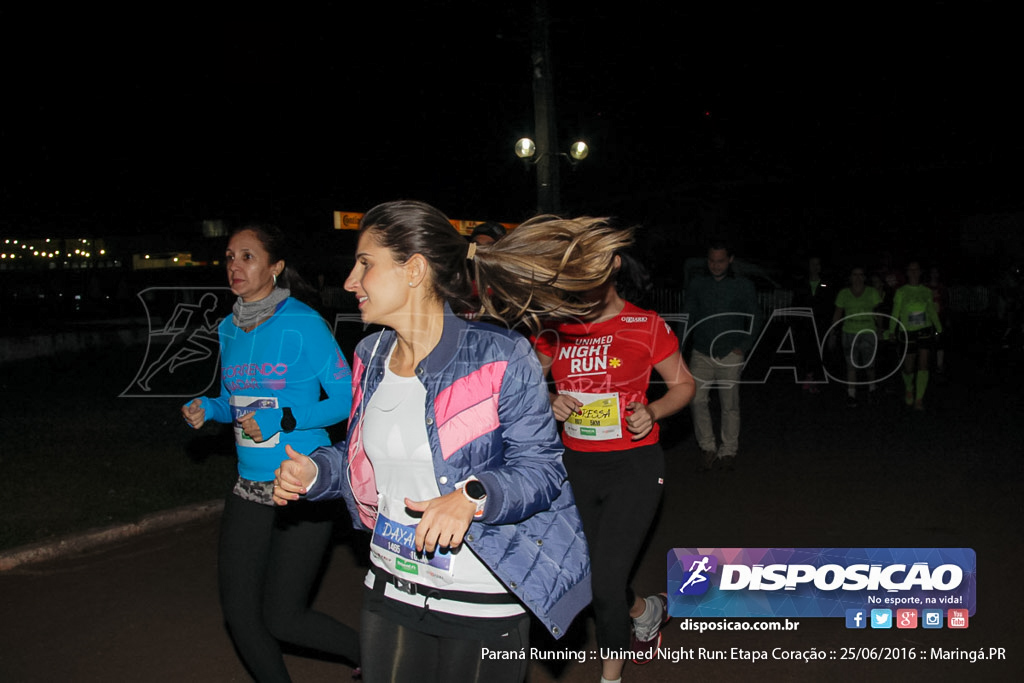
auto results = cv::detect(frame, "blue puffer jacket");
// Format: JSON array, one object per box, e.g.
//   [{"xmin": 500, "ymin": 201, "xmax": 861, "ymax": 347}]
[{"xmin": 306, "ymin": 306, "xmax": 592, "ymax": 638}]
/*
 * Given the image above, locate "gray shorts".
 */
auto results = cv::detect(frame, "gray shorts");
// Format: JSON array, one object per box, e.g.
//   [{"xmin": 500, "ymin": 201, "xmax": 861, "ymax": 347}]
[{"xmin": 842, "ymin": 330, "xmax": 879, "ymax": 369}]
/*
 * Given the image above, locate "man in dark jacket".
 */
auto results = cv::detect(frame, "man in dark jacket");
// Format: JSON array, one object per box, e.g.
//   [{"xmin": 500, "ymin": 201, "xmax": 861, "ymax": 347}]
[{"xmin": 683, "ymin": 241, "xmax": 761, "ymax": 471}]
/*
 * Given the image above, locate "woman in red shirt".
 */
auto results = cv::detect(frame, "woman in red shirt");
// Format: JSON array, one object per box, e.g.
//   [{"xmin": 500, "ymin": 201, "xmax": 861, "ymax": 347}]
[{"xmin": 534, "ymin": 221, "xmax": 695, "ymax": 682}]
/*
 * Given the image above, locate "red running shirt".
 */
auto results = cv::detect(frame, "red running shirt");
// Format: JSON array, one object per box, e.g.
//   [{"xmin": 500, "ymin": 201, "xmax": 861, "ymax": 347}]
[{"xmin": 533, "ymin": 301, "xmax": 680, "ymax": 452}]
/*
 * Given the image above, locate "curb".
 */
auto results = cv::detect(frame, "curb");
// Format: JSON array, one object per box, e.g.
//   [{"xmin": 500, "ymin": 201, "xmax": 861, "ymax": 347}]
[{"xmin": 0, "ymin": 499, "xmax": 224, "ymax": 572}]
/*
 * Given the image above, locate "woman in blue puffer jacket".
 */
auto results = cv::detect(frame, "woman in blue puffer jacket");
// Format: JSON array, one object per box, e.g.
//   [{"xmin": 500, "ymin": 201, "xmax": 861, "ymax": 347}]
[{"xmin": 274, "ymin": 200, "xmax": 632, "ymax": 683}]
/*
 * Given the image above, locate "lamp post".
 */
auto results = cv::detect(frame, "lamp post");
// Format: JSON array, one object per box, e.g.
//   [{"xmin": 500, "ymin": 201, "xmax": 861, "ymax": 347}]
[
  {"xmin": 520, "ymin": 0, "xmax": 591, "ymax": 215},
  {"xmin": 514, "ymin": 137, "xmax": 590, "ymax": 215}
]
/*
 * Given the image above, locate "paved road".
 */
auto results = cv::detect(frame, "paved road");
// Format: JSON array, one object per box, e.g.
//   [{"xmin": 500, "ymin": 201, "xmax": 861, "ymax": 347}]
[{"xmin": 2, "ymin": 362, "xmax": 1022, "ymax": 682}]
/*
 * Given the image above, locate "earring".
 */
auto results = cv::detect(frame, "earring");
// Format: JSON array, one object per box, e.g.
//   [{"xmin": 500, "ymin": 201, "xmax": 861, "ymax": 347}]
[
  {"xmin": 408, "ymin": 282, "xmax": 414, "ymax": 287},
  {"xmin": 273, "ymin": 273, "xmax": 278, "ymax": 286}
]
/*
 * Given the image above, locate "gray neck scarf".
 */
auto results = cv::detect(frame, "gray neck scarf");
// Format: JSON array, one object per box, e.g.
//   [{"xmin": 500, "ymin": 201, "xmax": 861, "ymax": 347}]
[{"xmin": 233, "ymin": 287, "xmax": 290, "ymax": 329}]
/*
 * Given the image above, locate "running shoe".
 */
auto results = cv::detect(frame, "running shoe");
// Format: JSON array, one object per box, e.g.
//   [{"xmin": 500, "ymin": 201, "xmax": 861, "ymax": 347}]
[{"xmin": 631, "ymin": 593, "xmax": 669, "ymax": 664}]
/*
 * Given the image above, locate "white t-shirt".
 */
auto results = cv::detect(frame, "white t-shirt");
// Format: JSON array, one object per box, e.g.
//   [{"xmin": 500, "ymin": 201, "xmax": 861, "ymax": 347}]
[{"xmin": 360, "ymin": 345, "xmax": 523, "ymax": 617}]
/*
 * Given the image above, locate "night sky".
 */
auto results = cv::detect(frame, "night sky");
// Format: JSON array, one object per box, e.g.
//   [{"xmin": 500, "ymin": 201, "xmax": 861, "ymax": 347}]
[{"xmin": 3, "ymin": 2, "xmax": 1021, "ymax": 275}]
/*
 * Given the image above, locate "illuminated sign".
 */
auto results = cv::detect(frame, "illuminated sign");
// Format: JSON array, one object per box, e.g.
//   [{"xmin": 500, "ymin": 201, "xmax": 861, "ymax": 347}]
[{"xmin": 333, "ymin": 211, "xmax": 516, "ymax": 235}]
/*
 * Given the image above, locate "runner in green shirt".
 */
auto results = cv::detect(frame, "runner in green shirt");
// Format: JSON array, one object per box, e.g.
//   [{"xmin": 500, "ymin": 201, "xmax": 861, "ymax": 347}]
[
  {"xmin": 887, "ymin": 261, "xmax": 943, "ymax": 410},
  {"xmin": 833, "ymin": 266, "xmax": 883, "ymax": 407}
]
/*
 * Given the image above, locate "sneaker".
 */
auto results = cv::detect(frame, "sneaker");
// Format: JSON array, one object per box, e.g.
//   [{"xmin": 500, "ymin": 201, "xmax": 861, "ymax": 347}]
[
  {"xmin": 700, "ymin": 449, "xmax": 717, "ymax": 472},
  {"xmin": 631, "ymin": 629, "xmax": 661, "ymax": 664},
  {"xmin": 719, "ymin": 455, "xmax": 736, "ymax": 471},
  {"xmin": 846, "ymin": 395, "xmax": 858, "ymax": 408},
  {"xmin": 631, "ymin": 594, "xmax": 669, "ymax": 664}
]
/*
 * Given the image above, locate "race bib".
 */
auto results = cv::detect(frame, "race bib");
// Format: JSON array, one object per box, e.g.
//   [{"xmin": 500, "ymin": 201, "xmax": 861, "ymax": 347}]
[
  {"xmin": 230, "ymin": 395, "xmax": 280, "ymax": 448},
  {"xmin": 370, "ymin": 512, "xmax": 455, "ymax": 584},
  {"xmin": 563, "ymin": 391, "xmax": 623, "ymax": 441},
  {"xmin": 907, "ymin": 309, "xmax": 927, "ymax": 327}
]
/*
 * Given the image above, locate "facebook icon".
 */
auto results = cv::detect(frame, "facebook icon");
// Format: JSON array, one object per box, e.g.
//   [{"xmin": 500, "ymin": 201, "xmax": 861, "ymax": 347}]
[{"xmin": 845, "ymin": 609, "xmax": 867, "ymax": 629}]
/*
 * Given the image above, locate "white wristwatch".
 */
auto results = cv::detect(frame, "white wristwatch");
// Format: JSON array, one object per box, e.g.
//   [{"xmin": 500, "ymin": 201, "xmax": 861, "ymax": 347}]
[{"xmin": 457, "ymin": 477, "xmax": 487, "ymax": 518}]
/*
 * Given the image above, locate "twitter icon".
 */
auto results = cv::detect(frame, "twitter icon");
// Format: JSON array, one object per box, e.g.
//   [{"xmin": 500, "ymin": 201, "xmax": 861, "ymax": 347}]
[{"xmin": 870, "ymin": 609, "xmax": 893, "ymax": 629}]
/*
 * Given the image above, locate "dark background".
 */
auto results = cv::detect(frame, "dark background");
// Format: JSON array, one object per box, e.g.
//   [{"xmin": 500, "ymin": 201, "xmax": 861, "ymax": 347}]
[
  {"xmin": 1, "ymin": 8, "xmax": 1021, "ymax": 679},
  {"xmin": 2, "ymin": 1, "xmax": 1022, "ymax": 281}
]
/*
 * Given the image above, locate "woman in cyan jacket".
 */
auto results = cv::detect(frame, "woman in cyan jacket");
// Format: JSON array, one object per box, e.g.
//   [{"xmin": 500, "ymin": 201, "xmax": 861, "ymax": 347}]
[
  {"xmin": 181, "ymin": 224, "xmax": 359, "ymax": 681},
  {"xmin": 274, "ymin": 200, "xmax": 631, "ymax": 683}
]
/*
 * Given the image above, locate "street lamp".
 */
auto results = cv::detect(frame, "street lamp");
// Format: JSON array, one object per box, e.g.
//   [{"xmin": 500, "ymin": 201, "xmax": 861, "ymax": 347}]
[
  {"xmin": 514, "ymin": 137, "xmax": 590, "ymax": 167},
  {"xmin": 515, "ymin": 136, "xmax": 590, "ymax": 214},
  {"xmin": 514, "ymin": 137, "xmax": 536, "ymax": 160},
  {"xmin": 568, "ymin": 140, "xmax": 589, "ymax": 161}
]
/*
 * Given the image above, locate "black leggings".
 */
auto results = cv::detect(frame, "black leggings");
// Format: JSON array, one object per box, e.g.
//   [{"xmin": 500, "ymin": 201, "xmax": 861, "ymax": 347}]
[
  {"xmin": 218, "ymin": 492, "xmax": 360, "ymax": 682},
  {"xmin": 358, "ymin": 586, "xmax": 530, "ymax": 683},
  {"xmin": 563, "ymin": 444, "xmax": 665, "ymax": 652}
]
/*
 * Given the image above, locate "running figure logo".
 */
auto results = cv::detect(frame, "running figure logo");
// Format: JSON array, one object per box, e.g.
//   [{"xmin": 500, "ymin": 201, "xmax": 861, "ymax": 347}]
[
  {"xmin": 678, "ymin": 554, "xmax": 717, "ymax": 596},
  {"xmin": 121, "ymin": 287, "xmax": 228, "ymax": 398}
]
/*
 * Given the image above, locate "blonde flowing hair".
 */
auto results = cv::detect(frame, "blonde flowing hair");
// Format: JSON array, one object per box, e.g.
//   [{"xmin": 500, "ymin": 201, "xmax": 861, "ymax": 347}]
[
  {"xmin": 474, "ymin": 215, "xmax": 634, "ymax": 332},
  {"xmin": 359, "ymin": 201, "xmax": 634, "ymax": 333}
]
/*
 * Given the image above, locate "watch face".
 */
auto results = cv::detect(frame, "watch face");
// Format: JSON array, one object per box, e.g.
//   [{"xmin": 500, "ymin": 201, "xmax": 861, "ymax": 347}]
[{"xmin": 465, "ymin": 480, "xmax": 486, "ymax": 500}]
